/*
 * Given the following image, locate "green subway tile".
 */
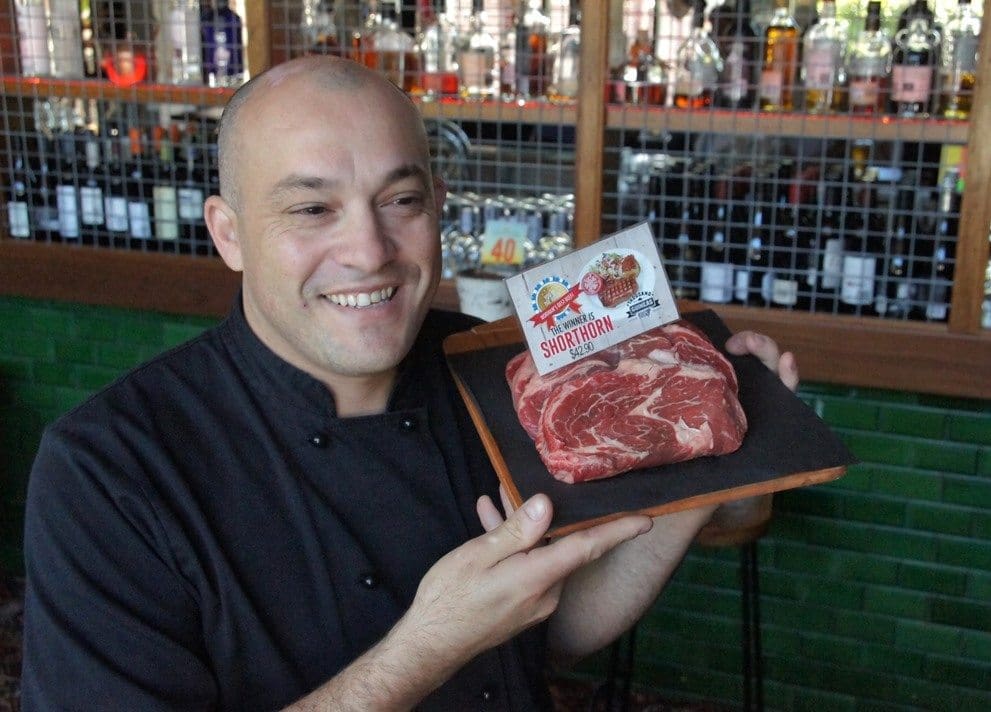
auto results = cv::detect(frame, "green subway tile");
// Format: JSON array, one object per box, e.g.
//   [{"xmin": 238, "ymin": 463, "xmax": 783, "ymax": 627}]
[
  {"xmin": 53, "ymin": 339, "xmax": 99, "ymax": 364},
  {"xmin": 801, "ymin": 632, "xmax": 858, "ymax": 666},
  {"xmin": 917, "ymin": 442, "xmax": 981, "ymax": 475},
  {"xmin": 842, "ymin": 432, "xmax": 917, "ymax": 468},
  {"xmin": 162, "ymin": 322, "xmax": 213, "ymax": 347},
  {"xmin": 959, "ymin": 628, "xmax": 991, "ymax": 659},
  {"xmin": 797, "ymin": 577, "xmax": 865, "ymax": 610},
  {"xmin": 865, "ymin": 526, "xmax": 938, "ymax": 562},
  {"xmin": 790, "ymin": 689, "xmax": 857, "ymax": 712},
  {"xmin": 894, "ymin": 619, "xmax": 962, "ymax": 652},
  {"xmin": 923, "ymin": 655, "xmax": 991, "ymax": 690},
  {"xmin": 877, "ymin": 405, "xmax": 946, "ymax": 438},
  {"xmin": 831, "ymin": 551, "xmax": 900, "ymax": 585},
  {"xmin": 937, "ymin": 536, "xmax": 991, "ymax": 569},
  {"xmin": 820, "ymin": 398, "xmax": 880, "ymax": 430},
  {"xmin": 862, "ymin": 586, "xmax": 931, "ymax": 619},
  {"xmin": 869, "ymin": 466, "xmax": 943, "ymax": 501},
  {"xmin": 943, "ymin": 476, "xmax": 991, "ymax": 508},
  {"xmin": 856, "ymin": 701, "xmax": 922, "ymax": 712},
  {"xmin": 817, "ymin": 664, "xmax": 898, "ymax": 702},
  {"xmin": 771, "ymin": 541, "xmax": 840, "ymax": 574},
  {"xmin": 763, "ymin": 654, "xmax": 823, "ymax": 688},
  {"xmin": 946, "ymin": 413, "xmax": 991, "ymax": 446},
  {"xmin": 905, "ymin": 501, "xmax": 974, "ymax": 537},
  {"xmin": 33, "ymin": 361, "xmax": 77, "ymax": 387},
  {"xmin": 896, "ymin": 675, "xmax": 991, "ymax": 712},
  {"xmin": 95, "ymin": 342, "xmax": 150, "ymax": 370},
  {"xmin": 762, "ymin": 601, "xmax": 835, "ymax": 632},
  {"xmin": 761, "ymin": 625, "xmax": 803, "ymax": 655},
  {"xmin": 76, "ymin": 365, "xmax": 123, "ymax": 391},
  {"xmin": 760, "ymin": 570, "xmax": 802, "ymax": 600},
  {"xmin": 977, "ymin": 449, "xmax": 991, "ymax": 477},
  {"xmin": 897, "ymin": 561, "xmax": 968, "ymax": 596},
  {"xmin": 6, "ymin": 331, "xmax": 55, "ymax": 360},
  {"xmin": 931, "ymin": 597, "xmax": 991, "ymax": 631},
  {"xmin": 73, "ymin": 313, "xmax": 120, "ymax": 341},
  {"xmin": 0, "ymin": 357, "xmax": 33, "ymax": 381},
  {"xmin": 857, "ymin": 642, "xmax": 925, "ymax": 677},
  {"xmin": 117, "ymin": 318, "xmax": 164, "ymax": 345},
  {"xmin": 843, "ymin": 495, "xmax": 906, "ymax": 527},
  {"xmin": 966, "ymin": 571, "xmax": 991, "ymax": 599},
  {"xmin": 804, "ymin": 518, "xmax": 877, "ymax": 553},
  {"xmin": 973, "ymin": 510, "xmax": 991, "ymax": 540}
]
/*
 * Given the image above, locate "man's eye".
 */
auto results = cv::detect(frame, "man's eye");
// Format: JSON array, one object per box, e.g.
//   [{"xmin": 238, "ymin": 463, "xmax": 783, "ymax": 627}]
[{"xmin": 294, "ymin": 205, "xmax": 328, "ymax": 216}]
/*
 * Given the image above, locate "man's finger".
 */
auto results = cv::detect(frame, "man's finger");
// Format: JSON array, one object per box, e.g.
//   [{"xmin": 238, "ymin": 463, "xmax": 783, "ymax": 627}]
[
  {"xmin": 476, "ymin": 495, "xmax": 505, "ymax": 532},
  {"xmin": 473, "ymin": 494, "xmax": 554, "ymax": 562}
]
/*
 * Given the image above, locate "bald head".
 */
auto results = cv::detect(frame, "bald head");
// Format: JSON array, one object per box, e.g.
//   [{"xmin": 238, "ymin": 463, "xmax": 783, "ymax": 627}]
[{"xmin": 215, "ymin": 56, "xmax": 426, "ymax": 212}]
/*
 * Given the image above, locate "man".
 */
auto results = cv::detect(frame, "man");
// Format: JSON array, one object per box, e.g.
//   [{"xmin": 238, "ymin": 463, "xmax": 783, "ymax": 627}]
[{"xmin": 21, "ymin": 57, "xmax": 798, "ymax": 710}]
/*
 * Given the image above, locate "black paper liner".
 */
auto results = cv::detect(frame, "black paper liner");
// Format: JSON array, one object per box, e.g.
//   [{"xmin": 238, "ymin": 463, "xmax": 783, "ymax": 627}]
[{"xmin": 446, "ymin": 310, "xmax": 858, "ymax": 534}]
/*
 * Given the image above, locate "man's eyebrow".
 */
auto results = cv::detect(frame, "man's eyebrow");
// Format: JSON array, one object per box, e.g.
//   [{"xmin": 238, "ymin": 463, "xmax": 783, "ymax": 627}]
[
  {"xmin": 384, "ymin": 164, "xmax": 430, "ymax": 189},
  {"xmin": 268, "ymin": 174, "xmax": 335, "ymax": 200}
]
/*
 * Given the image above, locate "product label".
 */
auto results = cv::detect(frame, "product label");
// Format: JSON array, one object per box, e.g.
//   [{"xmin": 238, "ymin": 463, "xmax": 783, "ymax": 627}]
[
  {"xmin": 506, "ymin": 222, "xmax": 677, "ymax": 375},
  {"xmin": 178, "ymin": 187, "xmax": 204, "ymax": 221},
  {"xmin": 128, "ymin": 201, "xmax": 152, "ymax": 239},
  {"xmin": 734, "ymin": 267, "xmax": 751, "ymax": 302},
  {"xmin": 771, "ymin": 276, "xmax": 799, "ymax": 306},
  {"xmin": 892, "ymin": 65, "xmax": 933, "ymax": 103},
  {"xmin": 804, "ymin": 48, "xmax": 839, "ymax": 90},
  {"xmin": 104, "ymin": 196, "xmax": 129, "ymax": 232},
  {"xmin": 480, "ymin": 219, "xmax": 526, "ymax": 268},
  {"xmin": 840, "ymin": 255, "xmax": 877, "ymax": 305},
  {"xmin": 759, "ymin": 69, "xmax": 783, "ymax": 103},
  {"xmin": 700, "ymin": 262, "xmax": 734, "ymax": 303},
  {"xmin": 7, "ymin": 200, "xmax": 30, "ymax": 238},
  {"xmin": 80, "ymin": 186, "xmax": 104, "ymax": 225},
  {"xmin": 56, "ymin": 184, "xmax": 80, "ymax": 238},
  {"xmin": 821, "ymin": 237, "xmax": 843, "ymax": 289},
  {"xmin": 153, "ymin": 185, "xmax": 179, "ymax": 240}
]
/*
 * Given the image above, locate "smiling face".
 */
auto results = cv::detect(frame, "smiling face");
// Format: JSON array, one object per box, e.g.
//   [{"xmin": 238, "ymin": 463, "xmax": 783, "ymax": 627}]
[{"xmin": 205, "ymin": 59, "xmax": 444, "ymax": 412}]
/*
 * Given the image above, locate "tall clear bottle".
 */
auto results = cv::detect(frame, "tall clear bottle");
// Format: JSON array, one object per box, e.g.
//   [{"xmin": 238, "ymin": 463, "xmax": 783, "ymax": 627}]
[
  {"xmin": 5, "ymin": 136, "xmax": 32, "ymax": 239},
  {"xmin": 890, "ymin": 15, "xmax": 939, "ymax": 116},
  {"xmin": 759, "ymin": 0, "xmax": 800, "ymax": 112},
  {"xmin": 166, "ymin": 1, "xmax": 203, "ymax": 84},
  {"xmin": 301, "ymin": 0, "xmax": 342, "ymax": 55},
  {"xmin": 48, "ymin": 0, "xmax": 85, "ymax": 78},
  {"xmin": 937, "ymin": 0, "xmax": 982, "ymax": 119},
  {"xmin": 514, "ymin": 0, "xmax": 552, "ymax": 101},
  {"xmin": 201, "ymin": 0, "xmax": 244, "ymax": 87},
  {"xmin": 458, "ymin": 0, "xmax": 499, "ymax": 100},
  {"xmin": 709, "ymin": 0, "xmax": 759, "ymax": 109},
  {"xmin": 801, "ymin": 0, "xmax": 848, "ymax": 113},
  {"xmin": 15, "ymin": 0, "xmax": 50, "ymax": 76},
  {"xmin": 673, "ymin": 1, "xmax": 723, "ymax": 109},
  {"xmin": 546, "ymin": 0, "xmax": 581, "ymax": 103},
  {"xmin": 846, "ymin": 1, "xmax": 891, "ymax": 115}
]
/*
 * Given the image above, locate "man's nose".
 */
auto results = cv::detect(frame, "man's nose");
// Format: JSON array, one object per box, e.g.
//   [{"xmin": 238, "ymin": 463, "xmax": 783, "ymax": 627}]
[{"xmin": 333, "ymin": 205, "xmax": 396, "ymax": 272}]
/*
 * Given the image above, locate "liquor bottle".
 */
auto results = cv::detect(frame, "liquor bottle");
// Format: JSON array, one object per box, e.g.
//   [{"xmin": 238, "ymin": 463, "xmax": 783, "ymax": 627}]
[
  {"xmin": 846, "ymin": 1, "xmax": 891, "ymax": 115},
  {"xmin": 167, "ymin": 0, "xmax": 204, "ymax": 85},
  {"xmin": 33, "ymin": 136, "xmax": 61, "ymax": 241},
  {"xmin": 514, "ymin": 0, "xmax": 552, "ymax": 101},
  {"xmin": 817, "ymin": 182, "xmax": 844, "ymax": 296},
  {"xmin": 735, "ymin": 182, "xmax": 772, "ymax": 306},
  {"xmin": 356, "ymin": 0, "xmax": 418, "ymax": 92},
  {"xmin": 54, "ymin": 131, "xmax": 81, "ymax": 241},
  {"xmin": 838, "ymin": 177, "xmax": 882, "ymax": 315},
  {"xmin": 768, "ymin": 168, "xmax": 803, "ymax": 310},
  {"xmin": 759, "ymin": 0, "xmax": 800, "ymax": 112},
  {"xmin": 201, "ymin": 0, "xmax": 244, "ymax": 87},
  {"xmin": 699, "ymin": 176, "xmax": 734, "ymax": 304},
  {"xmin": 15, "ymin": 0, "xmax": 50, "ymax": 76},
  {"xmin": 80, "ymin": 0, "xmax": 99, "ymax": 78},
  {"xmin": 937, "ymin": 0, "xmax": 981, "ymax": 119},
  {"xmin": 922, "ymin": 173, "xmax": 959, "ymax": 321},
  {"xmin": 890, "ymin": 16, "xmax": 939, "ymax": 116},
  {"xmin": 546, "ymin": 0, "xmax": 580, "ymax": 103},
  {"xmin": 621, "ymin": 26, "xmax": 667, "ymax": 106},
  {"xmin": 882, "ymin": 186, "xmax": 917, "ymax": 319},
  {"xmin": 102, "ymin": 125, "xmax": 130, "ymax": 245},
  {"xmin": 79, "ymin": 135, "xmax": 105, "ymax": 242},
  {"xmin": 457, "ymin": 0, "xmax": 499, "ymax": 100},
  {"xmin": 177, "ymin": 132, "xmax": 208, "ymax": 253},
  {"xmin": 47, "ymin": 0, "xmax": 85, "ymax": 78},
  {"xmin": 666, "ymin": 205, "xmax": 701, "ymax": 300},
  {"xmin": 301, "ymin": 0, "xmax": 342, "ymax": 55},
  {"xmin": 673, "ymin": 1, "xmax": 723, "ymax": 109},
  {"xmin": 5, "ymin": 137, "xmax": 32, "ymax": 239},
  {"xmin": 412, "ymin": 0, "xmax": 459, "ymax": 99},
  {"xmin": 152, "ymin": 126, "xmax": 180, "ymax": 244},
  {"xmin": 801, "ymin": 0, "xmax": 848, "ymax": 113},
  {"xmin": 709, "ymin": 0, "xmax": 759, "ymax": 109},
  {"xmin": 125, "ymin": 127, "xmax": 153, "ymax": 243}
]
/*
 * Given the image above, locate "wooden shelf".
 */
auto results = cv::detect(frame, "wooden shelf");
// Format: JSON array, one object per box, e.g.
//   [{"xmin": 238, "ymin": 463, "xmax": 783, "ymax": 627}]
[
  {"xmin": 1, "ymin": 241, "xmax": 987, "ymax": 400},
  {"xmin": 605, "ymin": 104, "xmax": 971, "ymax": 144},
  {"xmin": 1, "ymin": 75, "xmax": 234, "ymax": 107}
]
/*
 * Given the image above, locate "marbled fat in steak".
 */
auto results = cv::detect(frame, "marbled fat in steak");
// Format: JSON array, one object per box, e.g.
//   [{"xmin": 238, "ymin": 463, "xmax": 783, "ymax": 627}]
[{"xmin": 506, "ymin": 320, "xmax": 747, "ymax": 483}]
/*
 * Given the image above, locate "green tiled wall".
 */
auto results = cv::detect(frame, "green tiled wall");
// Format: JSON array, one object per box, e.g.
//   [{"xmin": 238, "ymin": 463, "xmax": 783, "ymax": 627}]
[{"xmin": 1, "ymin": 296, "xmax": 989, "ymax": 710}]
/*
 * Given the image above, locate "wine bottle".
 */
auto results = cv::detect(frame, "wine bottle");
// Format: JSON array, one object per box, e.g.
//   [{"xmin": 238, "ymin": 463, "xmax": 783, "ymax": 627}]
[
  {"xmin": 152, "ymin": 126, "xmax": 180, "ymax": 245},
  {"xmin": 201, "ymin": 0, "xmax": 244, "ymax": 87},
  {"xmin": 79, "ymin": 135, "xmax": 105, "ymax": 243},
  {"xmin": 759, "ymin": 0, "xmax": 800, "ymax": 112},
  {"xmin": 881, "ymin": 185, "xmax": 918, "ymax": 319},
  {"xmin": 699, "ymin": 176, "xmax": 734, "ymax": 304},
  {"xmin": 48, "ymin": 0, "xmax": 85, "ymax": 78},
  {"xmin": 32, "ymin": 136, "xmax": 61, "ymax": 241},
  {"xmin": 937, "ymin": 0, "xmax": 981, "ymax": 119},
  {"xmin": 167, "ymin": 0, "xmax": 204, "ymax": 85},
  {"xmin": 846, "ymin": 1, "xmax": 891, "ymax": 115},
  {"xmin": 801, "ymin": 0, "xmax": 848, "ymax": 114},
  {"xmin": 709, "ymin": 0, "xmax": 758, "ymax": 109},
  {"xmin": 514, "ymin": 0, "xmax": 552, "ymax": 101},
  {"xmin": 457, "ymin": 0, "xmax": 499, "ymax": 100},
  {"xmin": 102, "ymin": 125, "xmax": 130, "ymax": 245},
  {"xmin": 177, "ymin": 132, "xmax": 208, "ymax": 253},
  {"xmin": 673, "ymin": 1, "xmax": 723, "ymax": 109},
  {"xmin": 838, "ymin": 177, "xmax": 882, "ymax": 315},
  {"xmin": 890, "ymin": 16, "xmax": 938, "ymax": 116},
  {"xmin": 54, "ymin": 131, "xmax": 81, "ymax": 241},
  {"xmin": 412, "ymin": 0, "xmax": 459, "ymax": 99},
  {"xmin": 547, "ymin": 0, "xmax": 580, "ymax": 104},
  {"xmin": 125, "ymin": 126, "xmax": 153, "ymax": 243},
  {"xmin": 14, "ymin": 0, "xmax": 50, "ymax": 76},
  {"xmin": 5, "ymin": 137, "xmax": 32, "ymax": 239}
]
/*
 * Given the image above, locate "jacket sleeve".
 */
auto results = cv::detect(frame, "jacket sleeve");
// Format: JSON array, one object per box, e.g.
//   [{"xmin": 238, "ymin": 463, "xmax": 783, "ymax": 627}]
[{"xmin": 20, "ymin": 424, "xmax": 216, "ymax": 711}]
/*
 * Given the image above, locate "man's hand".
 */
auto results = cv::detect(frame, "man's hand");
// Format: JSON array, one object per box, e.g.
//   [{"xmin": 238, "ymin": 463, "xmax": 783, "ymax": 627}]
[{"xmin": 725, "ymin": 330, "xmax": 799, "ymax": 392}]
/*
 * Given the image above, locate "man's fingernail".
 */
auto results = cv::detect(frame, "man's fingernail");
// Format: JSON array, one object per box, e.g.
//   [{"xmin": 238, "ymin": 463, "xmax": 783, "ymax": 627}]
[{"xmin": 524, "ymin": 497, "xmax": 546, "ymax": 520}]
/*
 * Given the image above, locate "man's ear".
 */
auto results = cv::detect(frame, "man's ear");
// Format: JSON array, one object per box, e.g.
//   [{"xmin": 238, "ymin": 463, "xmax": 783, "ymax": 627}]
[{"xmin": 204, "ymin": 195, "xmax": 243, "ymax": 272}]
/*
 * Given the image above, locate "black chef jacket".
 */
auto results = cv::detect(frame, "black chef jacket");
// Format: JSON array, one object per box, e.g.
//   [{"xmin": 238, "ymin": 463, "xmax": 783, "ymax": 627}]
[{"xmin": 21, "ymin": 300, "xmax": 551, "ymax": 711}]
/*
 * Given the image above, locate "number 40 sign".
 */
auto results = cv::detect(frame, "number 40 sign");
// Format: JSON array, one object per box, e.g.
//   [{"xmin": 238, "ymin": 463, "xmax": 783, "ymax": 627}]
[{"xmin": 480, "ymin": 219, "xmax": 528, "ymax": 268}]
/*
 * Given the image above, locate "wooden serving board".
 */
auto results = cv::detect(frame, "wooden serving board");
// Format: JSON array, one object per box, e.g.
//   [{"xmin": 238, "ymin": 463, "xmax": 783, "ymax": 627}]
[{"xmin": 444, "ymin": 310, "xmax": 857, "ymax": 538}]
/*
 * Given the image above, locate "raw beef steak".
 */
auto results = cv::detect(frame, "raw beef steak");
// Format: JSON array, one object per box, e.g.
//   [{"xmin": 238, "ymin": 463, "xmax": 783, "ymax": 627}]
[{"xmin": 505, "ymin": 320, "xmax": 747, "ymax": 483}]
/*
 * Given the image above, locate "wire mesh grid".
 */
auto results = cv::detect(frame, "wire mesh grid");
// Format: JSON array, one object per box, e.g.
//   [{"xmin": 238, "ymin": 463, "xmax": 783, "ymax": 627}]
[{"xmin": 0, "ymin": 0, "xmax": 987, "ymax": 325}]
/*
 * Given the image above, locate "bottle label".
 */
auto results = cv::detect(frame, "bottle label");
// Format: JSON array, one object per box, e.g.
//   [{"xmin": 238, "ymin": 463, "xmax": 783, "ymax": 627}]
[
  {"xmin": 7, "ymin": 200, "xmax": 30, "ymax": 238},
  {"xmin": 892, "ymin": 65, "xmax": 933, "ymax": 103},
  {"xmin": 80, "ymin": 186, "xmax": 104, "ymax": 225},
  {"xmin": 700, "ymin": 262, "xmax": 734, "ymax": 303},
  {"xmin": 840, "ymin": 255, "xmax": 877, "ymax": 305},
  {"xmin": 821, "ymin": 237, "xmax": 843, "ymax": 289},
  {"xmin": 849, "ymin": 78, "xmax": 881, "ymax": 109},
  {"xmin": 459, "ymin": 50, "xmax": 494, "ymax": 94},
  {"xmin": 128, "ymin": 201, "xmax": 152, "ymax": 239},
  {"xmin": 105, "ymin": 196, "xmax": 129, "ymax": 232},
  {"xmin": 56, "ymin": 184, "xmax": 80, "ymax": 238},
  {"xmin": 952, "ymin": 35, "xmax": 979, "ymax": 73},
  {"xmin": 759, "ymin": 69, "xmax": 783, "ymax": 103},
  {"xmin": 803, "ymin": 48, "xmax": 839, "ymax": 90},
  {"xmin": 733, "ymin": 268, "xmax": 751, "ymax": 302},
  {"xmin": 178, "ymin": 187, "xmax": 204, "ymax": 221},
  {"xmin": 153, "ymin": 185, "xmax": 179, "ymax": 240},
  {"xmin": 772, "ymin": 277, "xmax": 799, "ymax": 306}
]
